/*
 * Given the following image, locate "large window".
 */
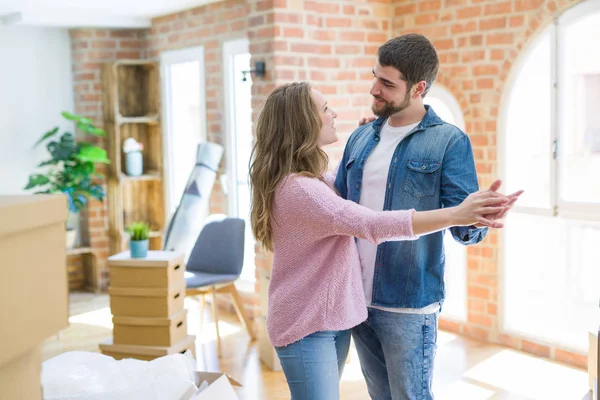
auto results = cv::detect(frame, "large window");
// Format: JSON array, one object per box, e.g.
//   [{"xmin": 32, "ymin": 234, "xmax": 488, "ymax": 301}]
[
  {"xmin": 425, "ymin": 85, "xmax": 467, "ymax": 322},
  {"xmin": 502, "ymin": 1, "xmax": 600, "ymax": 352}
]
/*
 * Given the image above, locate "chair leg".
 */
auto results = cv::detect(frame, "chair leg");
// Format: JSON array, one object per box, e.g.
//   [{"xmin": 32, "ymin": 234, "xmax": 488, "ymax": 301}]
[
  {"xmin": 199, "ymin": 295, "xmax": 206, "ymax": 331},
  {"xmin": 211, "ymin": 286, "xmax": 221, "ymax": 357},
  {"xmin": 227, "ymin": 284, "xmax": 256, "ymax": 340}
]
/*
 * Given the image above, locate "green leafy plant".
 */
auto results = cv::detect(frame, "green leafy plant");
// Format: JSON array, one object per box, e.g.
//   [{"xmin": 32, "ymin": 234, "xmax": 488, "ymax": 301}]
[
  {"xmin": 24, "ymin": 112, "xmax": 110, "ymax": 213},
  {"xmin": 127, "ymin": 222, "xmax": 150, "ymax": 241}
]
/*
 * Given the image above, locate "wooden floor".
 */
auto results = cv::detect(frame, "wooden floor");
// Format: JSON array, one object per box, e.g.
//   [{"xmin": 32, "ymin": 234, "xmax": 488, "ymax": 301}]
[{"xmin": 42, "ymin": 292, "xmax": 591, "ymax": 400}]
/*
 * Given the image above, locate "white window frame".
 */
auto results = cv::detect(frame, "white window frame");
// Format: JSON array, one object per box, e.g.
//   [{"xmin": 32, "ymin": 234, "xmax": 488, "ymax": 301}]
[
  {"xmin": 499, "ymin": 0, "xmax": 600, "ymax": 350},
  {"xmin": 222, "ymin": 37, "xmax": 256, "ymax": 289},
  {"xmin": 159, "ymin": 46, "xmax": 207, "ymax": 221},
  {"xmin": 425, "ymin": 84, "xmax": 468, "ymax": 322},
  {"xmin": 222, "ymin": 37, "xmax": 249, "ymax": 217},
  {"xmin": 555, "ymin": 0, "xmax": 600, "ymax": 220}
]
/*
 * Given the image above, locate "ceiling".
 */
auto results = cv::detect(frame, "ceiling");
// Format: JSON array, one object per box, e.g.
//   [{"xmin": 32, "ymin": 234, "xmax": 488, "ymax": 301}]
[{"xmin": 0, "ymin": 0, "xmax": 221, "ymax": 28}]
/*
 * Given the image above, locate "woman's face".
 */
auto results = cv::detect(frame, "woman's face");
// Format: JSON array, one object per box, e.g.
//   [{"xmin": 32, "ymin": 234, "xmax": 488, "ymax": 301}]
[{"xmin": 311, "ymin": 89, "xmax": 338, "ymax": 147}]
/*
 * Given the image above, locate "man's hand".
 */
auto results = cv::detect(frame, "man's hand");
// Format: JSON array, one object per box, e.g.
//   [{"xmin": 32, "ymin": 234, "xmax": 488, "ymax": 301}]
[
  {"xmin": 473, "ymin": 180, "xmax": 523, "ymax": 228},
  {"xmin": 358, "ymin": 116, "xmax": 377, "ymax": 126}
]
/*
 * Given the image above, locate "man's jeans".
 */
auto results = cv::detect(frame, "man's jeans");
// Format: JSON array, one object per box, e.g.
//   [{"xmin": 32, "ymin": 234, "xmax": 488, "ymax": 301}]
[
  {"xmin": 352, "ymin": 308, "xmax": 439, "ymax": 400},
  {"xmin": 275, "ymin": 329, "xmax": 351, "ymax": 400}
]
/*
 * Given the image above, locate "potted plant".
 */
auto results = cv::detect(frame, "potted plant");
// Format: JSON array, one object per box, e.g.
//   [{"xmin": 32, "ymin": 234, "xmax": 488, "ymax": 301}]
[
  {"xmin": 24, "ymin": 112, "xmax": 110, "ymax": 248},
  {"xmin": 127, "ymin": 222, "xmax": 150, "ymax": 258}
]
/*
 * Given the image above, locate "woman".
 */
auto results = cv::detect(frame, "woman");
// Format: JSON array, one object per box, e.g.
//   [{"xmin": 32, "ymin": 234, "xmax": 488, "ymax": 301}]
[{"xmin": 249, "ymin": 82, "xmax": 516, "ymax": 399}]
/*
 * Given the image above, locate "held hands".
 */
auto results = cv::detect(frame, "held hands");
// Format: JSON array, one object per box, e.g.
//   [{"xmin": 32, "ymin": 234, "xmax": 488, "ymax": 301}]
[{"xmin": 453, "ymin": 180, "xmax": 523, "ymax": 229}]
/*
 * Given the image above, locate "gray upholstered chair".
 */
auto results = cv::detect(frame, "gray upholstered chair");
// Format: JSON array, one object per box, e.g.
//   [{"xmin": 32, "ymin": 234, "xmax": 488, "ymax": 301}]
[{"xmin": 185, "ymin": 214, "xmax": 255, "ymax": 355}]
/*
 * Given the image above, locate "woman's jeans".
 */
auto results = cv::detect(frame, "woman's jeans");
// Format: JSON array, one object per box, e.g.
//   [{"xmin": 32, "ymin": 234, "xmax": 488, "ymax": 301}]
[{"xmin": 275, "ymin": 330, "xmax": 351, "ymax": 400}]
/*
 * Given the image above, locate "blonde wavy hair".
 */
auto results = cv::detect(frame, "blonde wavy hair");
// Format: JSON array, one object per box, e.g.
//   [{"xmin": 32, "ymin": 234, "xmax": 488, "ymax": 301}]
[{"xmin": 249, "ymin": 82, "xmax": 329, "ymax": 252}]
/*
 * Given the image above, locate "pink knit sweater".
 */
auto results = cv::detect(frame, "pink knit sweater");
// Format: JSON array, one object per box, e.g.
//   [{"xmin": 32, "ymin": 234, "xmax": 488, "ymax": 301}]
[{"xmin": 267, "ymin": 174, "xmax": 418, "ymax": 347}]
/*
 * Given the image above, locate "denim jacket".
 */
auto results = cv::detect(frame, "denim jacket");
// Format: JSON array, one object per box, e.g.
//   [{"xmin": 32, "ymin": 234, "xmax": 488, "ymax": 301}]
[{"xmin": 334, "ymin": 106, "xmax": 487, "ymax": 309}]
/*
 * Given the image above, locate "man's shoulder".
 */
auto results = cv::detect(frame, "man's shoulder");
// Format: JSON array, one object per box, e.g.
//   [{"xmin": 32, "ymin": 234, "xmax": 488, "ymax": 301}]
[{"xmin": 423, "ymin": 120, "xmax": 466, "ymax": 142}]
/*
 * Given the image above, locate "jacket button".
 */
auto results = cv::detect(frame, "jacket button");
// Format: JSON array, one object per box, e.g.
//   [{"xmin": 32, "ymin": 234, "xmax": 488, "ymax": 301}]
[
  {"xmin": 422, "ymin": 165, "xmax": 427, "ymax": 170},
  {"xmin": 356, "ymin": 184, "xmax": 360, "ymax": 189}
]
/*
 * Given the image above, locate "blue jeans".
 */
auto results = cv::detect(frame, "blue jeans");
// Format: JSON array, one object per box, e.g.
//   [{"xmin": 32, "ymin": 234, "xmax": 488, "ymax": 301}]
[
  {"xmin": 352, "ymin": 308, "xmax": 439, "ymax": 400},
  {"xmin": 275, "ymin": 330, "xmax": 351, "ymax": 400}
]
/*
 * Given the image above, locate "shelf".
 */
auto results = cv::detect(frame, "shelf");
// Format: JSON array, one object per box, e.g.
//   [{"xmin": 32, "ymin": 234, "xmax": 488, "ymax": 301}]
[
  {"xmin": 103, "ymin": 60, "xmax": 164, "ymax": 254},
  {"xmin": 67, "ymin": 247, "xmax": 94, "ymax": 256},
  {"xmin": 119, "ymin": 171, "xmax": 162, "ymax": 182},
  {"xmin": 117, "ymin": 114, "xmax": 159, "ymax": 125}
]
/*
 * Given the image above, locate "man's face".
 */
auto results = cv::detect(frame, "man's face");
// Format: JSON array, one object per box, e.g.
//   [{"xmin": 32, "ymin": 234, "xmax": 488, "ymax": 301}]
[{"xmin": 369, "ymin": 62, "xmax": 412, "ymax": 118}]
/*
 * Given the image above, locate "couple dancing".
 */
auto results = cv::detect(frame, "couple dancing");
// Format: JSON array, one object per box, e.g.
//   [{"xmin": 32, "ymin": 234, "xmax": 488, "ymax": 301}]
[{"xmin": 249, "ymin": 34, "xmax": 522, "ymax": 400}]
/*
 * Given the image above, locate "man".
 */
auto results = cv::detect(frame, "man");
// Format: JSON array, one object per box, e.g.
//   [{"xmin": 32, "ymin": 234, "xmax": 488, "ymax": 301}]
[{"xmin": 335, "ymin": 34, "xmax": 491, "ymax": 399}]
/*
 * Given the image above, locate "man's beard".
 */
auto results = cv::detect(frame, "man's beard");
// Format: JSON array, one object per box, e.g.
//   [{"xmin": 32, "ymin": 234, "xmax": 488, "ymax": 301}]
[{"xmin": 371, "ymin": 91, "xmax": 411, "ymax": 118}]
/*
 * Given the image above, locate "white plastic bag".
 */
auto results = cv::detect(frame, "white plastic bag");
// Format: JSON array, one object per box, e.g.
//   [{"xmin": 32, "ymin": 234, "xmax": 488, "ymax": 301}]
[{"xmin": 41, "ymin": 350, "xmax": 198, "ymax": 400}]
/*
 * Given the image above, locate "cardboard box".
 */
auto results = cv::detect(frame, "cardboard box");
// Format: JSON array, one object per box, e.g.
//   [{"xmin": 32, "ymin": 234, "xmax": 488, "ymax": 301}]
[
  {"xmin": 108, "ymin": 250, "xmax": 185, "ymax": 288},
  {"xmin": 258, "ymin": 269, "xmax": 270, "ymax": 317},
  {"xmin": 0, "ymin": 195, "xmax": 68, "ymax": 367},
  {"xmin": 189, "ymin": 372, "xmax": 242, "ymax": 400},
  {"xmin": 113, "ymin": 308, "xmax": 188, "ymax": 346},
  {"xmin": 100, "ymin": 334, "xmax": 196, "ymax": 361},
  {"xmin": 109, "ymin": 279, "xmax": 186, "ymax": 317},
  {"xmin": 590, "ymin": 330, "xmax": 598, "ymax": 397},
  {"xmin": 256, "ymin": 316, "xmax": 281, "ymax": 371},
  {"xmin": 0, "ymin": 346, "xmax": 42, "ymax": 400}
]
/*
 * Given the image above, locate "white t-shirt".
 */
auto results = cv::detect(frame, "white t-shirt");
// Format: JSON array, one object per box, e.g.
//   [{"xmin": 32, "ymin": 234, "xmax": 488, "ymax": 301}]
[{"xmin": 357, "ymin": 118, "xmax": 440, "ymax": 314}]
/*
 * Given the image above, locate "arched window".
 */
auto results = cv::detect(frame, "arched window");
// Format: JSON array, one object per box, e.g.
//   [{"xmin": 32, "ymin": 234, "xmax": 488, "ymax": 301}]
[
  {"xmin": 501, "ymin": 1, "xmax": 600, "ymax": 351},
  {"xmin": 425, "ymin": 85, "xmax": 467, "ymax": 322}
]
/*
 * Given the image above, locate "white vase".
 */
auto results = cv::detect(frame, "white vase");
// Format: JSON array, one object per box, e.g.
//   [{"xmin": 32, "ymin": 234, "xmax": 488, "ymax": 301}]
[{"xmin": 66, "ymin": 230, "xmax": 77, "ymax": 249}]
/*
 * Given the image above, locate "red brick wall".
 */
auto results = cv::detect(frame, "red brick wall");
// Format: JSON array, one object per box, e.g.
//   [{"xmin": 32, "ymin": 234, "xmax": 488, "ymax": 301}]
[
  {"xmin": 70, "ymin": 29, "xmax": 146, "ymax": 288},
  {"xmin": 391, "ymin": 0, "xmax": 585, "ymax": 368}
]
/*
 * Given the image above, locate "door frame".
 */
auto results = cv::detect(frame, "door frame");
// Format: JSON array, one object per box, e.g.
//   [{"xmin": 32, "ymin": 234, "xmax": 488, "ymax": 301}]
[{"xmin": 222, "ymin": 37, "xmax": 250, "ymax": 217}]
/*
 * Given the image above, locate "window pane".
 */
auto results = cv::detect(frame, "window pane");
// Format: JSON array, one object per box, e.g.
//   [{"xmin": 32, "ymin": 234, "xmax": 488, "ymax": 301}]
[
  {"xmin": 504, "ymin": 31, "xmax": 552, "ymax": 209},
  {"xmin": 229, "ymin": 52, "xmax": 255, "ymax": 282},
  {"xmin": 425, "ymin": 88, "xmax": 467, "ymax": 322},
  {"xmin": 504, "ymin": 212, "xmax": 600, "ymax": 351},
  {"xmin": 559, "ymin": 13, "xmax": 600, "ymax": 204},
  {"xmin": 167, "ymin": 61, "xmax": 203, "ymax": 214}
]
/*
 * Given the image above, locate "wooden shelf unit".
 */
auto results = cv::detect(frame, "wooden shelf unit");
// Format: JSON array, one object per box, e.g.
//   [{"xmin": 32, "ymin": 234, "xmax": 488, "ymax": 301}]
[{"xmin": 102, "ymin": 60, "xmax": 165, "ymax": 255}]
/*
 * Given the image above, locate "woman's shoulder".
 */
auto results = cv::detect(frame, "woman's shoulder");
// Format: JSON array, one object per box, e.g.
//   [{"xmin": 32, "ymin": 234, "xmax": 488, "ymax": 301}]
[{"xmin": 277, "ymin": 173, "xmax": 329, "ymax": 199}]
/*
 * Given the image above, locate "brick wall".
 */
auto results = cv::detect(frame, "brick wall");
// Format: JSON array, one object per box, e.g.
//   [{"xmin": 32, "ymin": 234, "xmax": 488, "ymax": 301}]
[
  {"xmin": 70, "ymin": 29, "xmax": 146, "ymax": 288},
  {"xmin": 391, "ymin": 0, "xmax": 585, "ymax": 368}
]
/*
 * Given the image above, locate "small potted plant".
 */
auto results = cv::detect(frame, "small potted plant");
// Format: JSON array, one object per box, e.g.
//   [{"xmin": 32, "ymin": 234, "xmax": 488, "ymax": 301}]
[{"xmin": 127, "ymin": 222, "xmax": 150, "ymax": 258}]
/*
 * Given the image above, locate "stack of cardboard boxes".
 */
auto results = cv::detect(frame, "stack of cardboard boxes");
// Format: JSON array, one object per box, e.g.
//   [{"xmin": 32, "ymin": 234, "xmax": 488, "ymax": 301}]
[
  {"xmin": 100, "ymin": 251, "xmax": 196, "ymax": 360},
  {"xmin": 0, "ymin": 195, "xmax": 69, "ymax": 400}
]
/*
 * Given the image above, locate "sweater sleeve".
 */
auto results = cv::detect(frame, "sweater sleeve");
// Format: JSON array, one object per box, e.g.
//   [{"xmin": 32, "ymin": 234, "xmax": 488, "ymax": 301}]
[{"xmin": 280, "ymin": 176, "xmax": 418, "ymax": 244}]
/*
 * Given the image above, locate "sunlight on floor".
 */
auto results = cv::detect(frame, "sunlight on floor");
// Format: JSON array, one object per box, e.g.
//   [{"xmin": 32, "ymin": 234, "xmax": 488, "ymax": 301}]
[
  {"xmin": 437, "ymin": 329, "xmax": 460, "ymax": 346},
  {"xmin": 188, "ymin": 321, "xmax": 241, "ymax": 344},
  {"xmin": 464, "ymin": 349, "xmax": 588, "ymax": 399},
  {"xmin": 340, "ymin": 357, "xmax": 365, "ymax": 382},
  {"xmin": 68, "ymin": 307, "xmax": 113, "ymax": 329},
  {"xmin": 435, "ymin": 380, "xmax": 496, "ymax": 400}
]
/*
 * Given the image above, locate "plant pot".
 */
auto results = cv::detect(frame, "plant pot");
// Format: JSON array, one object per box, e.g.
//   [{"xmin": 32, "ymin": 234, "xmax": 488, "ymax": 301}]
[
  {"xmin": 66, "ymin": 229, "xmax": 77, "ymax": 249},
  {"xmin": 130, "ymin": 239, "xmax": 149, "ymax": 258}
]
